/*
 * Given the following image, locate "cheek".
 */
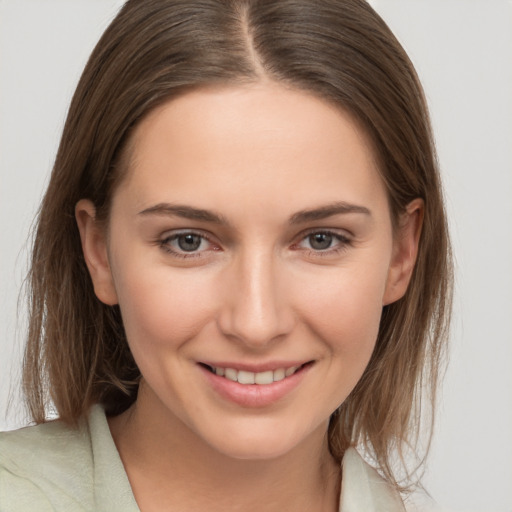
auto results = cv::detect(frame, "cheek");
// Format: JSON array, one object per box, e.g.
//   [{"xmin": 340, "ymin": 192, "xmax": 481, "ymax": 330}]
[
  {"xmin": 294, "ymin": 266, "xmax": 387, "ymax": 411},
  {"xmin": 111, "ymin": 253, "xmax": 218, "ymax": 353},
  {"xmin": 294, "ymin": 261, "xmax": 388, "ymax": 357}
]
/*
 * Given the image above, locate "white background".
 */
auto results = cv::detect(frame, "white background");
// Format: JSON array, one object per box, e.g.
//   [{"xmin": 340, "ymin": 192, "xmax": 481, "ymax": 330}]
[{"xmin": 1, "ymin": 1, "xmax": 511, "ymax": 511}]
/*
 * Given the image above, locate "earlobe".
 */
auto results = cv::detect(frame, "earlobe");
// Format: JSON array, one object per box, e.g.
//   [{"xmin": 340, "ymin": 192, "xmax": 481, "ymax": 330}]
[
  {"xmin": 383, "ymin": 198, "xmax": 424, "ymax": 306},
  {"xmin": 75, "ymin": 199, "xmax": 118, "ymax": 305}
]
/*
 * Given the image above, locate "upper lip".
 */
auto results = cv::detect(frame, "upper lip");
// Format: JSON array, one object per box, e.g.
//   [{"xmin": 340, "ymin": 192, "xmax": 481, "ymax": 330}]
[{"xmin": 199, "ymin": 360, "xmax": 312, "ymax": 373}]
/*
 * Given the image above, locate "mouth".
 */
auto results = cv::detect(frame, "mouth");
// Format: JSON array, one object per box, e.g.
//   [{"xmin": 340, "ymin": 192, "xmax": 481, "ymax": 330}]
[
  {"xmin": 198, "ymin": 360, "xmax": 314, "ymax": 407},
  {"xmin": 199, "ymin": 362, "xmax": 313, "ymax": 385}
]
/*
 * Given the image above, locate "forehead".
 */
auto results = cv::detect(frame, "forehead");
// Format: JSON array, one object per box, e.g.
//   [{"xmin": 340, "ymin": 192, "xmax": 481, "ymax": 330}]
[{"xmin": 114, "ymin": 82, "xmax": 388, "ymax": 220}]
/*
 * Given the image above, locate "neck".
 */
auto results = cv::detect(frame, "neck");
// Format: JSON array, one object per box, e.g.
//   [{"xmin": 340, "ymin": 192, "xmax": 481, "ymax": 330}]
[{"xmin": 108, "ymin": 386, "xmax": 341, "ymax": 512}]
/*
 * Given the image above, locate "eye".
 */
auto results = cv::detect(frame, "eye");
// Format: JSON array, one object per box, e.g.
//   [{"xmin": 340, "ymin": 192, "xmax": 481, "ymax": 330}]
[
  {"xmin": 159, "ymin": 231, "xmax": 217, "ymax": 257},
  {"xmin": 295, "ymin": 230, "xmax": 351, "ymax": 254},
  {"xmin": 305, "ymin": 232, "xmax": 335, "ymax": 251},
  {"xmin": 174, "ymin": 233, "xmax": 204, "ymax": 252}
]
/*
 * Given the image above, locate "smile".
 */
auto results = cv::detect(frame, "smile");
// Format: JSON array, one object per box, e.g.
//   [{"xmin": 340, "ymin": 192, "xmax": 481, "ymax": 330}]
[
  {"xmin": 204, "ymin": 364, "xmax": 305, "ymax": 385},
  {"xmin": 199, "ymin": 361, "xmax": 313, "ymax": 407}
]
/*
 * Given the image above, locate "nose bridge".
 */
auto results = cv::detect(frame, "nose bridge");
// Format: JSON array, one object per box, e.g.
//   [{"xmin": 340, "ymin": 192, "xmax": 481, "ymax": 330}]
[{"xmin": 218, "ymin": 245, "xmax": 293, "ymax": 347}]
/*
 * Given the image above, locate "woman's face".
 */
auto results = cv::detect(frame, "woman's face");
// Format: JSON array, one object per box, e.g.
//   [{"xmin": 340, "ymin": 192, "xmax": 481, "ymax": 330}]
[{"xmin": 78, "ymin": 83, "xmax": 419, "ymax": 460}]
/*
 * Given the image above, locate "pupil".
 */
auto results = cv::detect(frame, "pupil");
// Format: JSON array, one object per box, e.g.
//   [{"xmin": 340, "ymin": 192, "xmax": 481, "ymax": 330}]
[
  {"xmin": 178, "ymin": 234, "xmax": 201, "ymax": 252},
  {"xmin": 310, "ymin": 233, "xmax": 332, "ymax": 250}
]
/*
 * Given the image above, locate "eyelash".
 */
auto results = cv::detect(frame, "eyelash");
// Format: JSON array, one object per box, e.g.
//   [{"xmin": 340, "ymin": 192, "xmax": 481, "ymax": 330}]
[
  {"xmin": 158, "ymin": 229, "xmax": 352, "ymax": 259},
  {"xmin": 158, "ymin": 231, "xmax": 218, "ymax": 259},
  {"xmin": 293, "ymin": 229, "xmax": 352, "ymax": 257}
]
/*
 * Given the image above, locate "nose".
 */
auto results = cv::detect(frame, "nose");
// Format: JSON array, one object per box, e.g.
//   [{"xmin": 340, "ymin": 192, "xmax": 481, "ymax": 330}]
[{"xmin": 217, "ymin": 248, "xmax": 295, "ymax": 348}]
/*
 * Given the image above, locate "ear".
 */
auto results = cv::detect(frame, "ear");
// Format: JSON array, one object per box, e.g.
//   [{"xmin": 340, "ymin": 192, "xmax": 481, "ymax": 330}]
[
  {"xmin": 75, "ymin": 199, "xmax": 118, "ymax": 305},
  {"xmin": 383, "ymin": 198, "xmax": 424, "ymax": 306}
]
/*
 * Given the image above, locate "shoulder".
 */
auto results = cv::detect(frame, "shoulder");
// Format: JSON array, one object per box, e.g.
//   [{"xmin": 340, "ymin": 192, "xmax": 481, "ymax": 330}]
[
  {"xmin": 340, "ymin": 447, "xmax": 406, "ymax": 512},
  {"xmin": 340, "ymin": 448, "xmax": 446, "ymax": 512},
  {"xmin": 0, "ymin": 411, "xmax": 95, "ymax": 511},
  {"xmin": 0, "ymin": 405, "xmax": 139, "ymax": 512}
]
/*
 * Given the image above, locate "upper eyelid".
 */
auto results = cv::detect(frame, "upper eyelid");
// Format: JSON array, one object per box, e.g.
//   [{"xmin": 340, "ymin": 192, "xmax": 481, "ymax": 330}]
[
  {"xmin": 161, "ymin": 227, "xmax": 211, "ymax": 237},
  {"xmin": 294, "ymin": 227, "xmax": 352, "ymax": 242},
  {"xmin": 161, "ymin": 228, "xmax": 216, "ymax": 244}
]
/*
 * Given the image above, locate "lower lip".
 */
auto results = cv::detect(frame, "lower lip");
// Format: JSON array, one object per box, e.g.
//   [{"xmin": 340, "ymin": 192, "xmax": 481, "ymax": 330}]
[{"xmin": 198, "ymin": 363, "xmax": 312, "ymax": 408}]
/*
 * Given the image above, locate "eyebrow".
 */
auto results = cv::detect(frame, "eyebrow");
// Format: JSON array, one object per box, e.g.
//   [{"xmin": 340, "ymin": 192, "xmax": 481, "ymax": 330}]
[
  {"xmin": 138, "ymin": 201, "xmax": 371, "ymax": 225},
  {"xmin": 288, "ymin": 201, "xmax": 371, "ymax": 224},
  {"xmin": 138, "ymin": 204, "xmax": 230, "ymax": 225}
]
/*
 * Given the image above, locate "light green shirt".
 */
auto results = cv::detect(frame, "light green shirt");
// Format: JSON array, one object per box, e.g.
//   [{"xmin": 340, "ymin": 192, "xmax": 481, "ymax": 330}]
[{"xmin": 0, "ymin": 405, "xmax": 405, "ymax": 511}]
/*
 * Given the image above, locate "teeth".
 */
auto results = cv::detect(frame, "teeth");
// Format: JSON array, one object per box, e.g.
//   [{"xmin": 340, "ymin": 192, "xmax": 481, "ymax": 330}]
[
  {"xmin": 285, "ymin": 366, "xmax": 298, "ymax": 377},
  {"xmin": 225, "ymin": 368, "xmax": 237, "ymax": 382},
  {"xmin": 273, "ymin": 368, "xmax": 285, "ymax": 382},
  {"xmin": 237, "ymin": 370, "xmax": 255, "ymax": 384},
  {"xmin": 254, "ymin": 370, "xmax": 273, "ymax": 385},
  {"xmin": 211, "ymin": 365, "xmax": 302, "ymax": 385}
]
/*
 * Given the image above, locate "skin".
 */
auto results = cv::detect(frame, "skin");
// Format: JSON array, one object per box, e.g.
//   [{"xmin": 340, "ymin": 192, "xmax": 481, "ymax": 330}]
[{"xmin": 76, "ymin": 82, "xmax": 422, "ymax": 511}]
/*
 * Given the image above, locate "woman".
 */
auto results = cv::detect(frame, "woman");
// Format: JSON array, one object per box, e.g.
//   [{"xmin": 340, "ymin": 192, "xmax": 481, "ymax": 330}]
[{"xmin": 0, "ymin": 1, "xmax": 452, "ymax": 510}]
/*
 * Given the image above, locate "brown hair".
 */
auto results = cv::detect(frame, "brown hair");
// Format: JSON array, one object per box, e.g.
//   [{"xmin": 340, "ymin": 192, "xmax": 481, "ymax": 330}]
[{"xmin": 23, "ymin": 0, "xmax": 452, "ymax": 490}]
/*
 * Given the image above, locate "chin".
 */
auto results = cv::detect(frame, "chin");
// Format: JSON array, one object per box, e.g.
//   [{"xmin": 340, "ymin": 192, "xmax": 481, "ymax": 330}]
[
  {"xmin": 210, "ymin": 435, "xmax": 298, "ymax": 461},
  {"xmin": 197, "ymin": 417, "xmax": 325, "ymax": 462}
]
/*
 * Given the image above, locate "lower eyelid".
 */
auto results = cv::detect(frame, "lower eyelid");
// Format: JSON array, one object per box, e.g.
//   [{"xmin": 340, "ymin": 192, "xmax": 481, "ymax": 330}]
[{"xmin": 305, "ymin": 244, "xmax": 348, "ymax": 256}]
